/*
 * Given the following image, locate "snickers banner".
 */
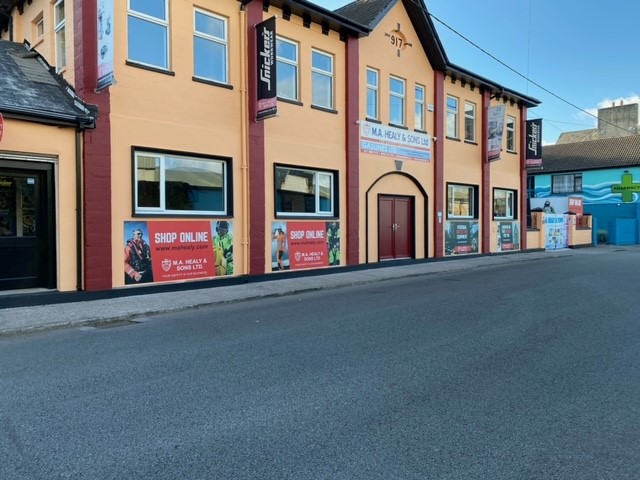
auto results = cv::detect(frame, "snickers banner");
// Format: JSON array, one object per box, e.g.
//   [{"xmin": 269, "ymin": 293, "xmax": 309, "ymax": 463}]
[
  {"xmin": 256, "ymin": 16, "xmax": 277, "ymax": 120},
  {"xmin": 525, "ymin": 119, "xmax": 543, "ymax": 167}
]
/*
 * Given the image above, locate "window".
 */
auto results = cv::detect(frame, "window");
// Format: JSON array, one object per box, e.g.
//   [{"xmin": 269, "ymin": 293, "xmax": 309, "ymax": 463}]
[
  {"xmin": 464, "ymin": 101, "xmax": 476, "ymax": 142},
  {"xmin": 312, "ymin": 50, "xmax": 333, "ymax": 109},
  {"xmin": 54, "ymin": 1, "xmax": 65, "ymax": 71},
  {"xmin": 415, "ymin": 84, "xmax": 425, "ymax": 131},
  {"xmin": 552, "ymin": 174, "xmax": 582, "ymax": 194},
  {"xmin": 276, "ymin": 37, "xmax": 298, "ymax": 101},
  {"xmin": 275, "ymin": 166, "xmax": 335, "ymax": 217},
  {"xmin": 493, "ymin": 188, "xmax": 516, "ymax": 219},
  {"xmin": 389, "ymin": 76, "xmax": 405, "ymax": 126},
  {"xmin": 447, "ymin": 96, "xmax": 459, "ymax": 138},
  {"xmin": 128, "ymin": 0, "xmax": 169, "ymax": 69},
  {"xmin": 193, "ymin": 9, "xmax": 228, "ymax": 83},
  {"xmin": 34, "ymin": 14, "xmax": 44, "ymax": 39},
  {"xmin": 366, "ymin": 68, "xmax": 379, "ymax": 119},
  {"xmin": 447, "ymin": 184, "xmax": 476, "ymax": 218},
  {"xmin": 506, "ymin": 115, "xmax": 516, "ymax": 151},
  {"xmin": 135, "ymin": 151, "xmax": 228, "ymax": 215}
]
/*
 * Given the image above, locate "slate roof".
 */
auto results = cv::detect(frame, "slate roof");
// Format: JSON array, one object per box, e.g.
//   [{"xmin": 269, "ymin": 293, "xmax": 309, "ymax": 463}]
[
  {"xmin": 533, "ymin": 135, "xmax": 640, "ymax": 174},
  {"xmin": 0, "ymin": 40, "xmax": 95, "ymax": 128}
]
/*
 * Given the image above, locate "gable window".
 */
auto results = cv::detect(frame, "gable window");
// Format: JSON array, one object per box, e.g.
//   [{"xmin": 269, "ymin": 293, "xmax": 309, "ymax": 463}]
[
  {"xmin": 447, "ymin": 184, "xmax": 476, "ymax": 218},
  {"xmin": 275, "ymin": 166, "xmax": 336, "ymax": 217},
  {"xmin": 447, "ymin": 95, "xmax": 459, "ymax": 138},
  {"xmin": 506, "ymin": 115, "xmax": 516, "ymax": 151},
  {"xmin": 193, "ymin": 9, "xmax": 228, "ymax": 84},
  {"xmin": 389, "ymin": 76, "xmax": 405, "ymax": 126},
  {"xmin": 135, "ymin": 151, "xmax": 228, "ymax": 215},
  {"xmin": 415, "ymin": 84, "xmax": 425, "ymax": 131},
  {"xmin": 366, "ymin": 68, "xmax": 379, "ymax": 120},
  {"xmin": 493, "ymin": 188, "xmax": 516, "ymax": 219},
  {"xmin": 464, "ymin": 101, "xmax": 476, "ymax": 142},
  {"xmin": 54, "ymin": 0, "xmax": 65, "ymax": 71},
  {"xmin": 276, "ymin": 37, "xmax": 298, "ymax": 101},
  {"xmin": 128, "ymin": 0, "xmax": 169, "ymax": 69},
  {"xmin": 34, "ymin": 14, "xmax": 44, "ymax": 40},
  {"xmin": 311, "ymin": 50, "xmax": 333, "ymax": 109},
  {"xmin": 552, "ymin": 174, "xmax": 582, "ymax": 194}
]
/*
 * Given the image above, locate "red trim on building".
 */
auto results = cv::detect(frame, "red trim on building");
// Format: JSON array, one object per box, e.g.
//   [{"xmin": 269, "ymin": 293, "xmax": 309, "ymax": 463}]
[
  {"xmin": 74, "ymin": 0, "xmax": 112, "ymax": 291},
  {"xmin": 346, "ymin": 37, "xmax": 360, "ymax": 265},
  {"xmin": 247, "ymin": 2, "xmax": 266, "ymax": 274},
  {"xmin": 433, "ymin": 70, "xmax": 445, "ymax": 257},
  {"xmin": 481, "ymin": 90, "xmax": 491, "ymax": 253},
  {"xmin": 519, "ymin": 105, "xmax": 528, "ymax": 250}
]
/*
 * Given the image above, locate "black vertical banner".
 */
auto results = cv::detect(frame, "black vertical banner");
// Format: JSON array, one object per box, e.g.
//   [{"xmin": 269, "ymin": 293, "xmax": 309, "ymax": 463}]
[
  {"xmin": 525, "ymin": 119, "xmax": 542, "ymax": 167},
  {"xmin": 256, "ymin": 16, "xmax": 277, "ymax": 121}
]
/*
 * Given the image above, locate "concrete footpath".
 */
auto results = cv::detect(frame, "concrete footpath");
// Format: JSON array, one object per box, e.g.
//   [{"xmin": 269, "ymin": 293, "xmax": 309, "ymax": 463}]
[{"xmin": 0, "ymin": 247, "xmax": 608, "ymax": 336}]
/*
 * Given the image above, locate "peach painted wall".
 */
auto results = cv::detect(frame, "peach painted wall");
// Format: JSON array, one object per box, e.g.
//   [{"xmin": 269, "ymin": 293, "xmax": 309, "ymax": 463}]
[
  {"xmin": 0, "ymin": 118, "xmax": 78, "ymax": 291},
  {"xmin": 356, "ymin": 2, "xmax": 436, "ymax": 261}
]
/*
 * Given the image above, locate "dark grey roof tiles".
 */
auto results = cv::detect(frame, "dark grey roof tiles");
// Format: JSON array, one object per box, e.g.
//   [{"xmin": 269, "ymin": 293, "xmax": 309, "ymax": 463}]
[
  {"xmin": 335, "ymin": 0, "xmax": 396, "ymax": 28},
  {"xmin": 537, "ymin": 135, "xmax": 640, "ymax": 173},
  {"xmin": 0, "ymin": 40, "xmax": 95, "ymax": 127}
]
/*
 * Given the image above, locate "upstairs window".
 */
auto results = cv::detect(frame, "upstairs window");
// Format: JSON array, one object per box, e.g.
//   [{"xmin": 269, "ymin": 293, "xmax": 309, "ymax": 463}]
[
  {"xmin": 135, "ymin": 151, "xmax": 229, "ymax": 215},
  {"xmin": 552, "ymin": 174, "xmax": 582, "ymax": 194},
  {"xmin": 276, "ymin": 37, "xmax": 298, "ymax": 101},
  {"xmin": 128, "ymin": 0, "xmax": 169, "ymax": 69},
  {"xmin": 389, "ymin": 76, "xmax": 405, "ymax": 126},
  {"xmin": 464, "ymin": 101, "xmax": 476, "ymax": 142},
  {"xmin": 193, "ymin": 9, "xmax": 228, "ymax": 84},
  {"xmin": 311, "ymin": 50, "xmax": 334, "ymax": 109},
  {"xmin": 415, "ymin": 84, "xmax": 425, "ymax": 131},
  {"xmin": 275, "ymin": 166, "xmax": 336, "ymax": 217},
  {"xmin": 54, "ymin": 1, "xmax": 66, "ymax": 71},
  {"xmin": 506, "ymin": 115, "xmax": 516, "ymax": 151},
  {"xmin": 447, "ymin": 95, "xmax": 459, "ymax": 138},
  {"xmin": 366, "ymin": 68, "xmax": 379, "ymax": 120}
]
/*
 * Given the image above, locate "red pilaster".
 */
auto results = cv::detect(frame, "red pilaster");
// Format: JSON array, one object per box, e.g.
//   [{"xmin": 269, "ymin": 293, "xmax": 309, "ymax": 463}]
[
  {"xmin": 520, "ymin": 106, "xmax": 528, "ymax": 251},
  {"xmin": 345, "ymin": 37, "xmax": 360, "ymax": 265},
  {"xmin": 74, "ymin": 0, "xmax": 112, "ymax": 291},
  {"xmin": 481, "ymin": 89, "xmax": 491, "ymax": 254},
  {"xmin": 433, "ymin": 70, "xmax": 445, "ymax": 257}
]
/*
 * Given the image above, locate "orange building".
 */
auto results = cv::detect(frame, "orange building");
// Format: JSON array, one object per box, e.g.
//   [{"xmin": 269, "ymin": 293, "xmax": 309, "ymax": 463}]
[{"xmin": 0, "ymin": 0, "xmax": 539, "ymax": 295}]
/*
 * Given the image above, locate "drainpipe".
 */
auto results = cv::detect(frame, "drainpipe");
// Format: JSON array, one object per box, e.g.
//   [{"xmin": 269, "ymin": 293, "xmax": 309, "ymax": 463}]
[
  {"xmin": 239, "ymin": 5, "xmax": 249, "ymax": 275},
  {"xmin": 75, "ymin": 128, "xmax": 83, "ymax": 290}
]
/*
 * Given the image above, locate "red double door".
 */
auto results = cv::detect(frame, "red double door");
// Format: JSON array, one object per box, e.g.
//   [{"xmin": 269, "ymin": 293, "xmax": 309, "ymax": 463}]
[{"xmin": 378, "ymin": 196, "xmax": 414, "ymax": 261}]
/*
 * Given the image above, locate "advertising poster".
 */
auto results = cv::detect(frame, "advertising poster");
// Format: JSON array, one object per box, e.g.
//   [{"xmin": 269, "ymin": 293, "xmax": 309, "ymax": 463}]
[
  {"xmin": 124, "ymin": 220, "xmax": 233, "ymax": 285},
  {"xmin": 445, "ymin": 221, "xmax": 479, "ymax": 255},
  {"xmin": 544, "ymin": 214, "xmax": 568, "ymax": 250},
  {"xmin": 97, "ymin": 0, "xmax": 115, "ymax": 90},
  {"xmin": 271, "ymin": 221, "xmax": 341, "ymax": 271},
  {"xmin": 256, "ymin": 16, "xmax": 277, "ymax": 120},
  {"xmin": 487, "ymin": 104, "xmax": 506, "ymax": 161},
  {"xmin": 360, "ymin": 120, "xmax": 432, "ymax": 162},
  {"xmin": 497, "ymin": 221, "xmax": 520, "ymax": 252},
  {"xmin": 525, "ymin": 119, "xmax": 543, "ymax": 167}
]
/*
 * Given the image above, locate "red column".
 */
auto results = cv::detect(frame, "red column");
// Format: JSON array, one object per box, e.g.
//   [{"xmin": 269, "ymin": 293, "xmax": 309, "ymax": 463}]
[
  {"xmin": 481, "ymin": 90, "xmax": 491, "ymax": 254},
  {"xmin": 345, "ymin": 37, "xmax": 360, "ymax": 265},
  {"xmin": 520, "ymin": 106, "xmax": 528, "ymax": 251},
  {"xmin": 433, "ymin": 71, "xmax": 445, "ymax": 257}
]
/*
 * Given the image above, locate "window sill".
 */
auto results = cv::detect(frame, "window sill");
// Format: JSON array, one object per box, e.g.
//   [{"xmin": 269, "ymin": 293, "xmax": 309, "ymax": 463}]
[
  {"xmin": 506, "ymin": 150, "xmax": 518, "ymax": 155},
  {"xmin": 276, "ymin": 214, "xmax": 338, "ymax": 220},
  {"xmin": 311, "ymin": 104, "xmax": 338, "ymax": 114},
  {"xmin": 366, "ymin": 118, "xmax": 382, "ymax": 124},
  {"xmin": 414, "ymin": 128, "xmax": 428, "ymax": 134},
  {"xmin": 464, "ymin": 140, "xmax": 478, "ymax": 145},
  {"xmin": 126, "ymin": 60, "xmax": 175, "ymax": 76},
  {"xmin": 446, "ymin": 136, "xmax": 461, "ymax": 142},
  {"xmin": 278, "ymin": 97, "xmax": 303, "ymax": 107},
  {"xmin": 192, "ymin": 77, "xmax": 233, "ymax": 89},
  {"xmin": 389, "ymin": 123, "xmax": 408, "ymax": 130}
]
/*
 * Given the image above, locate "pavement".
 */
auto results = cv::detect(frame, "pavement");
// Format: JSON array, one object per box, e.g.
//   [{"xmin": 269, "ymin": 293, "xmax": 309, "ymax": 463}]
[{"xmin": 0, "ymin": 246, "xmax": 613, "ymax": 336}]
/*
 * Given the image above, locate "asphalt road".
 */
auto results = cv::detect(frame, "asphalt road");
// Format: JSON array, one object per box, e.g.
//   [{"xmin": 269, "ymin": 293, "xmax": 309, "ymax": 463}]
[{"xmin": 1, "ymin": 249, "xmax": 639, "ymax": 479}]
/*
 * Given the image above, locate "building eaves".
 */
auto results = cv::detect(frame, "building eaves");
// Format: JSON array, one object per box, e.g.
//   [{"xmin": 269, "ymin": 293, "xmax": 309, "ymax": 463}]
[
  {"xmin": 534, "ymin": 135, "xmax": 640, "ymax": 174},
  {"xmin": 0, "ymin": 40, "xmax": 96, "ymax": 128},
  {"xmin": 446, "ymin": 63, "xmax": 540, "ymax": 109}
]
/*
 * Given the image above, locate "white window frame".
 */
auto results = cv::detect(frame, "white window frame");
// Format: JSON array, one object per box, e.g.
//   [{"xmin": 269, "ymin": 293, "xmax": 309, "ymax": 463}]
[
  {"xmin": 415, "ymin": 84, "xmax": 425, "ymax": 131},
  {"xmin": 447, "ymin": 184, "xmax": 475, "ymax": 219},
  {"xmin": 464, "ymin": 101, "xmax": 476, "ymax": 142},
  {"xmin": 54, "ymin": 0, "xmax": 65, "ymax": 71},
  {"xmin": 389, "ymin": 75, "xmax": 405, "ymax": 127},
  {"xmin": 447, "ymin": 95, "xmax": 459, "ymax": 138},
  {"xmin": 366, "ymin": 68, "xmax": 379, "ymax": 120},
  {"xmin": 311, "ymin": 49, "xmax": 334, "ymax": 109},
  {"xmin": 275, "ymin": 166, "xmax": 335, "ymax": 217},
  {"xmin": 493, "ymin": 188, "xmax": 515, "ymax": 219},
  {"xmin": 134, "ymin": 151, "xmax": 228, "ymax": 216},
  {"xmin": 127, "ymin": 0, "xmax": 170, "ymax": 70},
  {"xmin": 34, "ymin": 14, "xmax": 44, "ymax": 39},
  {"xmin": 276, "ymin": 36, "xmax": 299, "ymax": 101},
  {"xmin": 193, "ymin": 9, "xmax": 228, "ymax": 84},
  {"xmin": 506, "ymin": 115, "xmax": 516, "ymax": 151},
  {"xmin": 552, "ymin": 174, "xmax": 582, "ymax": 194}
]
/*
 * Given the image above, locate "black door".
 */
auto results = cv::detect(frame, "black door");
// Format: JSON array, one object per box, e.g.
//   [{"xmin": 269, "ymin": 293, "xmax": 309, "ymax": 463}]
[{"xmin": 0, "ymin": 162, "xmax": 55, "ymax": 290}]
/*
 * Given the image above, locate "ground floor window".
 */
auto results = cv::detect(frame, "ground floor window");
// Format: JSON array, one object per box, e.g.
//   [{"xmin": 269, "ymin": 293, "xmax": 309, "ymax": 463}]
[
  {"xmin": 447, "ymin": 183, "xmax": 477, "ymax": 219},
  {"xmin": 134, "ymin": 149, "xmax": 229, "ymax": 215},
  {"xmin": 275, "ymin": 165, "xmax": 336, "ymax": 217},
  {"xmin": 493, "ymin": 188, "xmax": 517, "ymax": 219}
]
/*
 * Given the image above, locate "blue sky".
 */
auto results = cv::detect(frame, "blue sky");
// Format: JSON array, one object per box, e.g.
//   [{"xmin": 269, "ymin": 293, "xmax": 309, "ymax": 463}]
[{"xmin": 313, "ymin": 0, "xmax": 640, "ymax": 145}]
